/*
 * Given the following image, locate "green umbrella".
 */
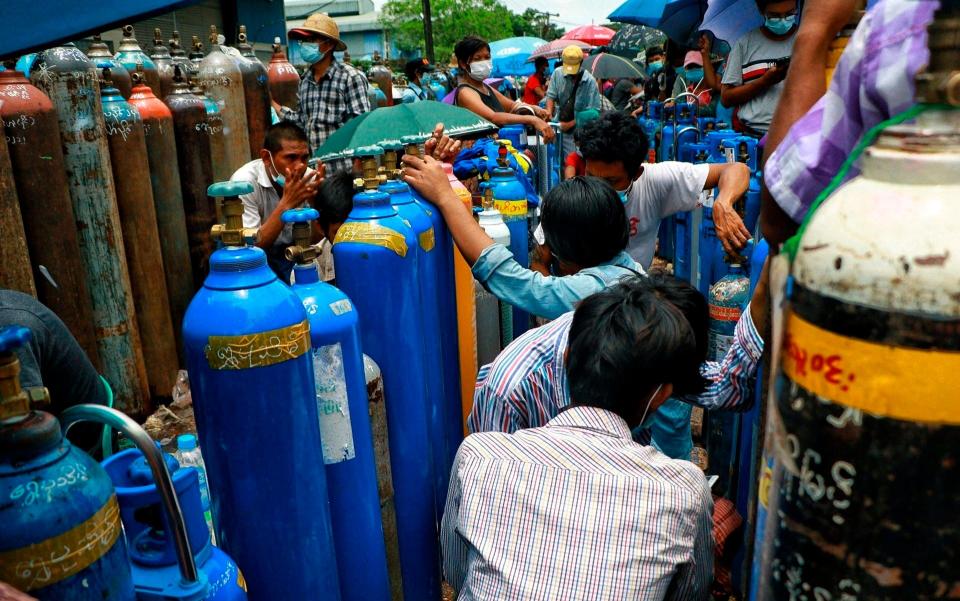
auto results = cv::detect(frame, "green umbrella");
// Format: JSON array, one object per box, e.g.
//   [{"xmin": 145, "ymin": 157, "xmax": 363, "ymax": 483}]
[{"xmin": 316, "ymin": 100, "xmax": 497, "ymax": 160}]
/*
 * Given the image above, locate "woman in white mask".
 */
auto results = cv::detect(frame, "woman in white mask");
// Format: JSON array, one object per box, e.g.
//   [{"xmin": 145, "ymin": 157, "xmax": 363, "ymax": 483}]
[{"xmin": 453, "ymin": 35, "xmax": 555, "ymax": 142}]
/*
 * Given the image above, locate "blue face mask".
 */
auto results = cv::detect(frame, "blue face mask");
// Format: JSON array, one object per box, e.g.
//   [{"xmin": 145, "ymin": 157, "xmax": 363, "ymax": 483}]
[
  {"xmin": 647, "ymin": 60, "xmax": 664, "ymax": 77},
  {"xmin": 684, "ymin": 68, "xmax": 704, "ymax": 82},
  {"xmin": 616, "ymin": 180, "xmax": 633, "ymax": 204},
  {"xmin": 764, "ymin": 14, "xmax": 796, "ymax": 35},
  {"xmin": 268, "ymin": 152, "xmax": 285, "ymax": 188},
  {"xmin": 299, "ymin": 42, "xmax": 326, "ymax": 65}
]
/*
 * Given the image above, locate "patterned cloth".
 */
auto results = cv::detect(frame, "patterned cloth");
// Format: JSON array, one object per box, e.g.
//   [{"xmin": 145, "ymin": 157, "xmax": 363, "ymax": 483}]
[
  {"xmin": 764, "ymin": 0, "xmax": 937, "ymax": 223},
  {"xmin": 442, "ymin": 405, "xmax": 714, "ymax": 600},
  {"xmin": 279, "ymin": 59, "xmax": 371, "ymax": 169},
  {"xmin": 468, "ymin": 304, "xmax": 764, "ymax": 458}
]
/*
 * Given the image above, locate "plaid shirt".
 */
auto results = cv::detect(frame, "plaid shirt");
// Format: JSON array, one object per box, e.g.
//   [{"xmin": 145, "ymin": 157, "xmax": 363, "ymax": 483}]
[
  {"xmin": 442, "ymin": 405, "xmax": 714, "ymax": 600},
  {"xmin": 764, "ymin": 0, "xmax": 936, "ymax": 223},
  {"xmin": 279, "ymin": 60, "xmax": 371, "ymax": 164},
  {"xmin": 468, "ymin": 305, "xmax": 763, "ymax": 448}
]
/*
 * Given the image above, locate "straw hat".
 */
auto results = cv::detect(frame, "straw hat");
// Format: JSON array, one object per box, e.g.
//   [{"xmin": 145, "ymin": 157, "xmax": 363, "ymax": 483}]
[{"xmin": 289, "ymin": 13, "xmax": 347, "ymax": 51}]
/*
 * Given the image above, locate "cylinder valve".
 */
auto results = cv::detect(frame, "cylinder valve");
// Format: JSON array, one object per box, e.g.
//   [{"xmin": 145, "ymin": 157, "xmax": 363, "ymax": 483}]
[
  {"xmin": 283, "ymin": 208, "xmax": 322, "ymax": 263},
  {"xmin": 208, "ymin": 181, "xmax": 258, "ymax": 246}
]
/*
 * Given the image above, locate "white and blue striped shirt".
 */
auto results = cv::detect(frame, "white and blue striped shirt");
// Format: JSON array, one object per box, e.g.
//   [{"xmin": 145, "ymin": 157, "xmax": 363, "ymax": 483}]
[{"xmin": 442, "ymin": 405, "xmax": 714, "ymax": 600}]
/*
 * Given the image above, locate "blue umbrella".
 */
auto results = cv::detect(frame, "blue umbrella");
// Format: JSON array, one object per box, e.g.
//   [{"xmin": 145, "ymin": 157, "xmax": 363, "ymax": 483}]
[
  {"xmin": 608, "ymin": 0, "xmax": 704, "ymax": 44},
  {"xmin": 489, "ymin": 36, "xmax": 548, "ymax": 78},
  {"xmin": 699, "ymin": 0, "xmax": 763, "ymax": 45}
]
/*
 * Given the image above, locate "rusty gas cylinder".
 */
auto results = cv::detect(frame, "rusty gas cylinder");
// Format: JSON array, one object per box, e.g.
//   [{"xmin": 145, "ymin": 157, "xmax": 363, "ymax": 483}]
[
  {"xmin": 30, "ymin": 45, "xmax": 149, "ymax": 416},
  {"xmin": 267, "ymin": 36, "xmax": 300, "ymax": 109},
  {"xmin": 199, "ymin": 26, "xmax": 250, "ymax": 176},
  {"xmin": 168, "ymin": 31, "xmax": 194, "ymax": 87},
  {"xmin": 164, "ymin": 66, "xmax": 216, "ymax": 290},
  {"xmin": 114, "ymin": 25, "xmax": 161, "ymax": 97},
  {"xmin": 100, "ymin": 68, "xmax": 178, "ymax": 405},
  {"xmin": 234, "ymin": 25, "xmax": 271, "ymax": 159},
  {"xmin": 190, "ymin": 37, "xmax": 230, "ymax": 184},
  {"xmin": 368, "ymin": 58, "xmax": 393, "ymax": 107},
  {"xmin": 0, "ymin": 68, "xmax": 98, "ymax": 366},
  {"xmin": 128, "ymin": 68, "xmax": 194, "ymax": 360},
  {"xmin": 85, "ymin": 34, "xmax": 132, "ymax": 99},
  {"xmin": 150, "ymin": 28, "xmax": 176, "ymax": 99},
  {"xmin": 0, "ymin": 126, "xmax": 34, "ymax": 296}
]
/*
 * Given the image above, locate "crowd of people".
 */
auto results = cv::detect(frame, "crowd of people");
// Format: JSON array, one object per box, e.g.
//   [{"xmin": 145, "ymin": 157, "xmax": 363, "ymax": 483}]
[{"xmin": 5, "ymin": 0, "xmax": 941, "ymax": 598}]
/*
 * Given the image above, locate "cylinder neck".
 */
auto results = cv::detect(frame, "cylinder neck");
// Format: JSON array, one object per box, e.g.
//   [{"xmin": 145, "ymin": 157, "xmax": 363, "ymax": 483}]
[
  {"xmin": 358, "ymin": 156, "xmax": 385, "ymax": 190},
  {"xmin": 0, "ymin": 352, "xmax": 29, "ymax": 423},
  {"xmin": 118, "ymin": 25, "xmax": 145, "ymax": 53},
  {"xmin": 169, "ymin": 31, "xmax": 186, "ymax": 58},
  {"xmin": 865, "ymin": 109, "xmax": 960, "ymax": 183},
  {"xmin": 86, "ymin": 34, "xmax": 112, "ymax": 58},
  {"xmin": 0, "ymin": 69, "xmax": 29, "ymax": 85}
]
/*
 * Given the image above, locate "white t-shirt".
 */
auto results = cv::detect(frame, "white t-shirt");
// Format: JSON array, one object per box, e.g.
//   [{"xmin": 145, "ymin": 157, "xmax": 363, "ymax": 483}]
[{"xmin": 624, "ymin": 162, "xmax": 710, "ymax": 268}]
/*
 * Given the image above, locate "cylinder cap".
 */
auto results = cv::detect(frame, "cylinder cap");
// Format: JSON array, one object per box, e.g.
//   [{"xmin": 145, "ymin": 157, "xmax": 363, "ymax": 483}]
[
  {"xmin": 177, "ymin": 434, "xmax": 197, "ymax": 451},
  {"xmin": 281, "ymin": 208, "xmax": 319, "ymax": 224}
]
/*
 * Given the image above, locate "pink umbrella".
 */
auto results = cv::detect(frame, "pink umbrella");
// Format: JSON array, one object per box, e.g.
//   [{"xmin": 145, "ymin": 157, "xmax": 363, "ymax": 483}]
[
  {"xmin": 562, "ymin": 25, "xmax": 617, "ymax": 46},
  {"xmin": 526, "ymin": 39, "xmax": 594, "ymax": 62}
]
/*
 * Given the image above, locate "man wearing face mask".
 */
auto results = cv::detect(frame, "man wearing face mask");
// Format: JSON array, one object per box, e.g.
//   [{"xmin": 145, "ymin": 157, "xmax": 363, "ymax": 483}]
[
  {"xmin": 274, "ymin": 12, "xmax": 371, "ymax": 166},
  {"xmin": 642, "ymin": 45, "xmax": 667, "ymax": 102},
  {"xmin": 442, "ymin": 274, "xmax": 760, "ymax": 599},
  {"xmin": 545, "ymin": 45, "xmax": 602, "ymax": 157},
  {"xmin": 231, "ymin": 122, "xmax": 322, "ymax": 282},
  {"xmin": 576, "ymin": 111, "xmax": 752, "ymax": 264},
  {"xmin": 720, "ymin": 0, "xmax": 799, "ymax": 136}
]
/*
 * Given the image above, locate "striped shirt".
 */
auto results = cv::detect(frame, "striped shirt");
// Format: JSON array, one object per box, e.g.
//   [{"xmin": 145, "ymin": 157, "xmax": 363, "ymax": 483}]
[
  {"xmin": 764, "ymin": 0, "xmax": 936, "ymax": 223},
  {"xmin": 468, "ymin": 305, "xmax": 763, "ymax": 456},
  {"xmin": 442, "ymin": 405, "xmax": 714, "ymax": 600}
]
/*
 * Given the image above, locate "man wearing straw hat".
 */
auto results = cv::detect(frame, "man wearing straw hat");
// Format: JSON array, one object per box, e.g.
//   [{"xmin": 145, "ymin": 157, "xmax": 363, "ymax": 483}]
[{"xmin": 274, "ymin": 12, "xmax": 371, "ymax": 169}]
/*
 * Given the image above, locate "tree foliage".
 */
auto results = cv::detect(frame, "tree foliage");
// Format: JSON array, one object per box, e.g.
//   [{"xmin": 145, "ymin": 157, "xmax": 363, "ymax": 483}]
[
  {"xmin": 381, "ymin": 0, "xmax": 516, "ymax": 62},
  {"xmin": 510, "ymin": 8, "xmax": 565, "ymax": 41}
]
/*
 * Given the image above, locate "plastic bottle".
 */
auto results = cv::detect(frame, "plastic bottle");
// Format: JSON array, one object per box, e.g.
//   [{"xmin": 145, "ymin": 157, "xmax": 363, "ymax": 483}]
[{"xmin": 175, "ymin": 433, "xmax": 216, "ymax": 543}]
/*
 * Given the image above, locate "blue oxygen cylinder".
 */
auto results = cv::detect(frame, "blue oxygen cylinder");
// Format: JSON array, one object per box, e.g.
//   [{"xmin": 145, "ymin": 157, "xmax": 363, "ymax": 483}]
[
  {"xmin": 282, "ymin": 207, "xmax": 391, "ymax": 601},
  {"xmin": 401, "ymin": 137, "xmax": 464, "ymax": 481},
  {"xmin": 498, "ymin": 124, "xmax": 526, "ymax": 150},
  {"xmin": 382, "ymin": 139, "xmax": 453, "ymax": 518},
  {"xmin": 673, "ymin": 145, "xmax": 710, "ymax": 282},
  {"xmin": 721, "ymin": 136, "xmax": 759, "ymax": 172},
  {"xmin": 489, "ymin": 143, "xmax": 530, "ymax": 338},
  {"xmin": 0, "ymin": 326, "xmax": 136, "ymax": 600},
  {"xmin": 697, "ymin": 117, "xmax": 717, "ymax": 133},
  {"xmin": 332, "ymin": 150, "xmax": 441, "ymax": 601},
  {"xmin": 101, "ymin": 448, "xmax": 247, "ymax": 600},
  {"xmin": 646, "ymin": 100, "xmax": 663, "ymax": 121},
  {"xmin": 705, "ymin": 262, "xmax": 751, "ymax": 498},
  {"xmin": 704, "ymin": 129, "xmax": 740, "ymax": 163},
  {"xmin": 182, "ymin": 181, "xmax": 341, "ymax": 600}
]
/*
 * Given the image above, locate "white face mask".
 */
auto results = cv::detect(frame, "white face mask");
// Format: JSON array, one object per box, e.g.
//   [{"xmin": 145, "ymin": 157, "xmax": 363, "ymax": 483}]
[
  {"xmin": 637, "ymin": 383, "xmax": 663, "ymax": 429},
  {"xmin": 469, "ymin": 59, "xmax": 492, "ymax": 81}
]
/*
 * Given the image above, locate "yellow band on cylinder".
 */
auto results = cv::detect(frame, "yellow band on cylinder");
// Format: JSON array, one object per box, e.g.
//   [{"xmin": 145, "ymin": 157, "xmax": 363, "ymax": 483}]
[
  {"xmin": 333, "ymin": 222, "xmax": 408, "ymax": 257},
  {"xmin": 494, "ymin": 199, "xmax": 527, "ymax": 217},
  {"xmin": 0, "ymin": 495, "xmax": 122, "ymax": 591},
  {"xmin": 782, "ymin": 311, "xmax": 960, "ymax": 424},
  {"xmin": 205, "ymin": 319, "xmax": 311, "ymax": 370},
  {"xmin": 419, "ymin": 227, "xmax": 436, "ymax": 252}
]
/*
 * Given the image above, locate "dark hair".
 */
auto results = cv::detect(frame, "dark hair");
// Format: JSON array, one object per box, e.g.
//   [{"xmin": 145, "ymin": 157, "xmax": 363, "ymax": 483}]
[
  {"xmin": 566, "ymin": 273, "xmax": 706, "ymax": 419},
  {"xmin": 404, "ymin": 59, "xmax": 426, "ymax": 80},
  {"xmin": 644, "ymin": 269, "xmax": 710, "ymax": 389},
  {"xmin": 263, "ymin": 122, "xmax": 308, "ymax": 154},
  {"xmin": 756, "ymin": 0, "xmax": 793, "ymax": 9},
  {"xmin": 540, "ymin": 177, "xmax": 628, "ymax": 267},
  {"xmin": 314, "ymin": 171, "xmax": 354, "ymax": 228},
  {"xmin": 645, "ymin": 46, "xmax": 665, "ymax": 62},
  {"xmin": 578, "ymin": 111, "xmax": 649, "ymax": 177},
  {"xmin": 454, "ymin": 36, "xmax": 489, "ymax": 68},
  {"xmin": 534, "ymin": 56, "xmax": 548, "ymax": 69}
]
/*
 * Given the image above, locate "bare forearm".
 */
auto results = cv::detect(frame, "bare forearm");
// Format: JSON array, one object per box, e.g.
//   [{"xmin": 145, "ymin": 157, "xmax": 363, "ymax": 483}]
[
  {"xmin": 256, "ymin": 211, "xmax": 285, "ymax": 249},
  {"xmin": 702, "ymin": 53, "xmax": 720, "ymax": 91},
  {"xmin": 721, "ymin": 78, "xmax": 772, "ymax": 107},
  {"xmin": 435, "ymin": 190, "xmax": 494, "ymax": 264}
]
